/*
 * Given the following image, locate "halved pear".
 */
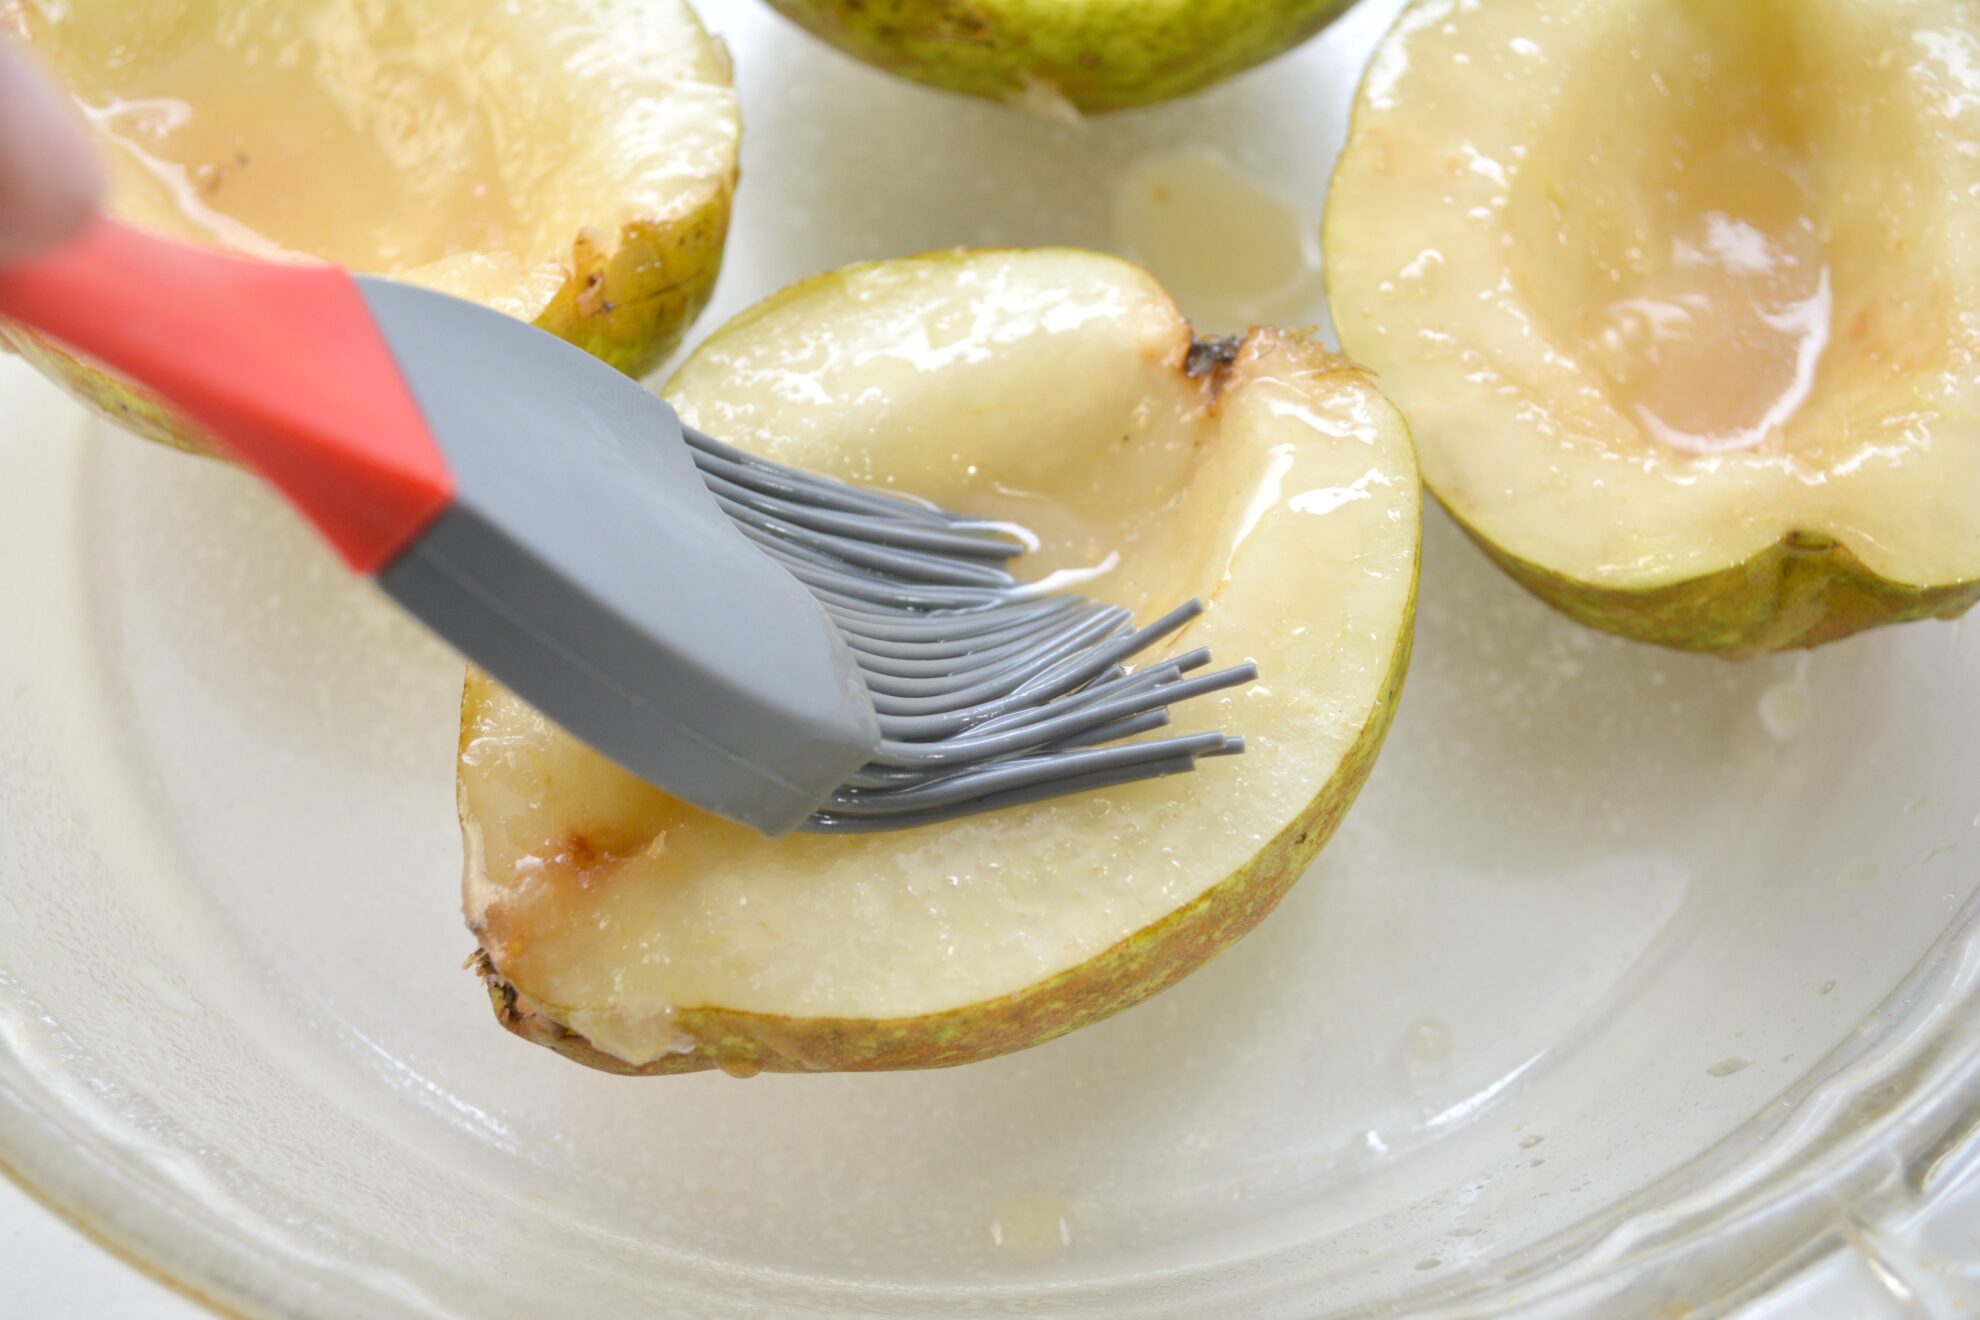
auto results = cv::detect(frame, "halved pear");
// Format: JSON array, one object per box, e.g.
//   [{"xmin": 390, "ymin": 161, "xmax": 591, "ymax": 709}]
[
  {"xmin": 1, "ymin": 0, "xmax": 740, "ymax": 455},
  {"xmin": 456, "ymin": 250, "xmax": 1420, "ymax": 1075},
  {"xmin": 764, "ymin": 0, "xmax": 1355, "ymax": 115},
  {"xmin": 1326, "ymin": 0, "xmax": 1980, "ymax": 655}
]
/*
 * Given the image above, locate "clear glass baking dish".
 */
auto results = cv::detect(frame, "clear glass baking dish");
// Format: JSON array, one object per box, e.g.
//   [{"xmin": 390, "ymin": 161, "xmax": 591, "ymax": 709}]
[{"xmin": 3, "ymin": 2, "xmax": 1977, "ymax": 1314}]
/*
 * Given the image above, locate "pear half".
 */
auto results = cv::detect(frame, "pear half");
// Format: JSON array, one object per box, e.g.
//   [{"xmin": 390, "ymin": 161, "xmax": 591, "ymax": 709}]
[
  {"xmin": 1326, "ymin": 0, "xmax": 1980, "ymax": 655},
  {"xmin": 764, "ymin": 0, "xmax": 1354, "ymax": 115},
  {"xmin": 457, "ymin": 250, "xmax": 1420, "ymax": 1075},
  {"xmin": 1, "ymin": 0, "xmax": 740, "ymax": 455}
]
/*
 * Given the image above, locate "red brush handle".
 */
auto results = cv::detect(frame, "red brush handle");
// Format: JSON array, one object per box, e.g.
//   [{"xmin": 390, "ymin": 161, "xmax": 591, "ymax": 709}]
[{"xmin": 0, "ymin": 219, "xmax": 454, "ymax": 572}]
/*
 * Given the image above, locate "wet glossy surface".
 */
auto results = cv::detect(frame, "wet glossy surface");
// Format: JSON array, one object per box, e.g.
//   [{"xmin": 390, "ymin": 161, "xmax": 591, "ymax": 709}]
[
  {"xmin": 1328, "ymin": 0, "xmax": 1980, "ymax": 585},
  {"xmin": 1591, "ymin": 191, "xmax": 1831, "ymax": 456},
  {"xmin": 4, "ymin": 0, "xmax": 739, "ymax": 312},
  {"xmin": 462, "ymin": 251, "xmax": 1420, "ymax": 1038},
  {"xmin": 1521, "ymin": 2, "xmax": 1839, "ymax": 457},
  {"xmin": 1114, "ymin": 147, "xmax": 1324, "ymax": 334}
]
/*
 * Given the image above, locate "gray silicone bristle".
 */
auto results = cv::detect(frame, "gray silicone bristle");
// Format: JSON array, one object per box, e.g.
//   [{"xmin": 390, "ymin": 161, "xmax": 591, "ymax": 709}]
[
  {"xmin": 680, "ymin": 427, "xmax": 1256, "ymax": 833},
  {"xmin": 353, "ymin": 276, "xmax": 1252, "ymax": 837}
]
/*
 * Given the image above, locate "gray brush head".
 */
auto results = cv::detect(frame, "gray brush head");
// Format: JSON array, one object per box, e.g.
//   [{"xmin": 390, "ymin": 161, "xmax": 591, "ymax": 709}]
[{"xmin": 358, "ymin": 278, "xmax": 1252, "ymax": 837}]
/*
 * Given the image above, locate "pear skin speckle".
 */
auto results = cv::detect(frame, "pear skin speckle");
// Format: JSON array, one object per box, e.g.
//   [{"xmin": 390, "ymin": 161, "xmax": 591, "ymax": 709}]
[{"xmin": 764, "ymin": 0, "xmax": 1356, "ymax": 113}]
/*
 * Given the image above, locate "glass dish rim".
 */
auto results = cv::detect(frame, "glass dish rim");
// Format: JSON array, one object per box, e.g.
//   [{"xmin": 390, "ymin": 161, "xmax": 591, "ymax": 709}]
[{"xmin": 5, "ymin": 887, "xmax": 1977, "ymax": 1319}]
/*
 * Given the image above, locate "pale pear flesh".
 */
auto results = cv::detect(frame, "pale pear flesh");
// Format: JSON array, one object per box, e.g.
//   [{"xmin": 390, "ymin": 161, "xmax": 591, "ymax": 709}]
[
  {"xmin": 457, "ymin": 251, "xmax": 1421, "ymax": 1073},
  {"xmin": 1326, "ymin": 0, "xmax": 1980, "ymax": 653},
  {"xmin": 1, "ymin": 0, "xmax": 741, "ymax": 445}
]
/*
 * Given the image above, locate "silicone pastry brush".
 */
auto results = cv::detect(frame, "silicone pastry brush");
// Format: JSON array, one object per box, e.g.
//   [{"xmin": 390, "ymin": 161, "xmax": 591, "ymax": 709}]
[{"xmin": 0, "ymin": 220, "xmax": 1254, "ymax": 835}]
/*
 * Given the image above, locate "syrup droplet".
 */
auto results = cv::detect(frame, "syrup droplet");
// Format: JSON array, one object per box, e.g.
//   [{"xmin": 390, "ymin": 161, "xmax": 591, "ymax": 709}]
[
  {"xmin": 1115, "ymin": 148, "xmax": 1323, "ymax": 334},
  {"xmin": 988, "ymin": 1190, "xmax": 1074, "ymax": 1252},
  {"xmin": 1758, "ymin": 677, "xmax": 1812, "ymax": 741},
  {"xmin": 1405, "ymin": 1016, "xmax": 1456, "ymax": 1063},
  {"xmin": 1838, "ymin": 862, "xmax": 1879, "ymax": 890}
]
